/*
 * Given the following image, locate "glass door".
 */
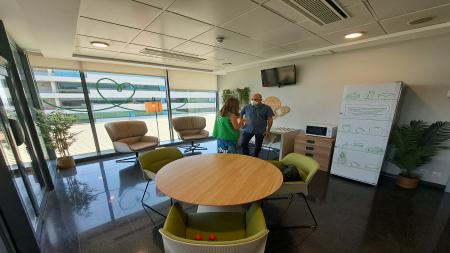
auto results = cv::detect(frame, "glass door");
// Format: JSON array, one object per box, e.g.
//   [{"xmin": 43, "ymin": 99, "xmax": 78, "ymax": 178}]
[{"xmin": 0, "ymin": 66, "xmax": 44, "ymax": 229}]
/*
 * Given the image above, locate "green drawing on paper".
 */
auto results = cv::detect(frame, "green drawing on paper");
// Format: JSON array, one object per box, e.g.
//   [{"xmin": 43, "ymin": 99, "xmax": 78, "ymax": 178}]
[
  {"xmin": 378, "ymin": 92, "xmax": 396, "ymax": 99},
  {"xmin": 340, "ymin": 124, "xmax": 388, "ymax": 136},
  {"xmin": 335, "ymin": 142, "xmax": 385, "ymax": 155},
  {"xmin": 337, "ymin": 151, "xmax": 347, "ymax": 165},
  {"xmin": 332, "ymin": 162, "xmax": 380, "ymax": 172},
  {"xmin": 42, "ymin": 78, "xmax": 192, "ymax": 113},
  {"xmin": 364, "ymin": 90, "xmax": 375, "ymax": 99},
  {"xmin": 345, "ymin": 92, "xmax": 361, "ymax": 100}
]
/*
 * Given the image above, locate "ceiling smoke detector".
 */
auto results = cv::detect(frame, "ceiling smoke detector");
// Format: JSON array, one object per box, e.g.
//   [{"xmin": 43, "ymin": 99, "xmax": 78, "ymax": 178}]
[
  {"xmin": 407, "ymin": 16, "xmax": 435, "ymax": 25},
  {"xmin": 140, "ymin": 48, "xmax": 206, "ymax": 62},
  {"xmin": 91, "ymin": 41, "xmax": 109, "ymax": 48},
  {"xmin": 216, "ymin": 37, "xmax": 224, "ymax": 43}
]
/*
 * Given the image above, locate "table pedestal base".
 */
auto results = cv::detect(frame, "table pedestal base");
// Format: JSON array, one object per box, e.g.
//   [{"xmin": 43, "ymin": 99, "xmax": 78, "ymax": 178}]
[{"xmin": 197, "ymin": 205, "xmax": 243, "ymax": 213}]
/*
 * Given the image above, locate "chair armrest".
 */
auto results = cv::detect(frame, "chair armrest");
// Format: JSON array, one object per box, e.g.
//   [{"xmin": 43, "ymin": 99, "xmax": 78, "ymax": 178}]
[
  {"xmin": 246, "ymin": 203, "xmax": 267, "ymax": 237},
  {"xmin": 267, "ymin": 161, "xmax": 283, "ymax": 169},
  {"xmin": 141, "ymin": 135, "xmax": 158, "ymax": 143},
  {"xmin": 163, "ymin": 203, "xmax": 187, "ymax": 238},
  {"xmin": 199, "ymin": 129, "xmax": 209, "ymax": 137}
]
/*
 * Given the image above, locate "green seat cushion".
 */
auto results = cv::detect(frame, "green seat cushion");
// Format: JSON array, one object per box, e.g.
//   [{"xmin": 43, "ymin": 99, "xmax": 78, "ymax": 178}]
[{"xmin": 185, "ymin": 212, "xmax": 246, "ymax": 242}]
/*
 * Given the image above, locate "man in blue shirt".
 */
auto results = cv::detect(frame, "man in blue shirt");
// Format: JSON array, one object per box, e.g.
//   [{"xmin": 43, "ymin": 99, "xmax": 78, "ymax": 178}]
[{"xmin": 240, "ymin": 93, "xmax": 275, "ymax": 157}]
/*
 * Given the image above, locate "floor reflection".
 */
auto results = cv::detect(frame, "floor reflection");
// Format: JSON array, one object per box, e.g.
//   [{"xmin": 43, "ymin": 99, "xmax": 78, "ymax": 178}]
[{"xmin": 39, "ymin": 140, "xmax": 450, "ymax": 253}]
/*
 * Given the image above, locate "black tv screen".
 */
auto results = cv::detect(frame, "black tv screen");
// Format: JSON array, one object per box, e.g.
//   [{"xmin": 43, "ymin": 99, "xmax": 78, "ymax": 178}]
[{"xmin": 261, "ymin": 65, "xmax": 296, "ymax": 87}]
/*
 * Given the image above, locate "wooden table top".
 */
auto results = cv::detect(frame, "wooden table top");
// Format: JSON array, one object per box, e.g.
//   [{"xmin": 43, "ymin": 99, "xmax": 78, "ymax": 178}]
[{"xmin": 155, "ymin": 153, "xmax": 283, "ymax": 206}]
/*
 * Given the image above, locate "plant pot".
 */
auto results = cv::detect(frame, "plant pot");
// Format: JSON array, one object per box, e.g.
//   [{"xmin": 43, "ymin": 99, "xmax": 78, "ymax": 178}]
[
  {"xmin": 396, "ymin": 174, "xmax": 419, "ymax": 189},
  {"xmin": 57, "ymin": 156, "xmax": 75, "ymax": 169}
]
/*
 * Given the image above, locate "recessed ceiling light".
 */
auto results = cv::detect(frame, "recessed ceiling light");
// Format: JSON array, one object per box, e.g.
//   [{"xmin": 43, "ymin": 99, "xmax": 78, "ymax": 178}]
[
  {"xmin": 344, "ymin": 32, "xmax": 364, "ymax": 39},
  {"xmin": 407, "ymin": 16, "xmax": 435, "ymax": 25},
  {"xmin": 91, "ymin": 41, "xmax": 109, "ymax": 48},
  {"xmin": 223, "ymin": 63, "xmax": 232, "ymax": 66}
]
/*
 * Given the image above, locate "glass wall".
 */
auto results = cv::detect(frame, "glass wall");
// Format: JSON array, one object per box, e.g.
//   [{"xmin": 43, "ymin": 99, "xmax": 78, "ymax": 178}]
[
  {"xmin": 33, "ymin": 69, "xmax": 97, "ymax": 157},
  {"xmin": 170, "ymin": 90, "xmax": 216, "ymax": 138},
  {"xmin": 31, "ymin": 68, "xmax": 217, "ymax": 158}
]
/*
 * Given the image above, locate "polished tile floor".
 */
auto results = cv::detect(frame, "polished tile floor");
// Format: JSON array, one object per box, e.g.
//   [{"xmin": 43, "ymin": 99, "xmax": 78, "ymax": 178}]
[{"xmin": 39, "ymin": 141, "xmax": 450, "ymax": 253}]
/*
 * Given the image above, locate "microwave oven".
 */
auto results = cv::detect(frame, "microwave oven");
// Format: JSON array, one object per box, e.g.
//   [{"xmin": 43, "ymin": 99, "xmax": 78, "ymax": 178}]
[{"xmin": 305, "ymin": 124, "xmax": 337, "ymax": 138}]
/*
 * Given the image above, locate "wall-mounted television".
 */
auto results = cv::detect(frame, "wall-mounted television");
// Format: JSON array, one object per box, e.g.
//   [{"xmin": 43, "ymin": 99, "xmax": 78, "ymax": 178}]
[{"xmin": 261, "ymin": 65, "xmax": 296, "ymax": 87}]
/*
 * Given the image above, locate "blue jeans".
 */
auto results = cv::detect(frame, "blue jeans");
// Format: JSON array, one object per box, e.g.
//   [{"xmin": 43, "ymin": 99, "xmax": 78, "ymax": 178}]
[{"xmin": 241, "ymin": 131, "xmax": 264, "ymax": 157}]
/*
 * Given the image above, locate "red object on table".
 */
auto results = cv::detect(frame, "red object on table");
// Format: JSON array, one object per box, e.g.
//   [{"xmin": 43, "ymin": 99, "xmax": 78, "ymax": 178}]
[
  {"xmin": 209, "ymin": 235, "xmax": 216, "ymax": 241},
  {"xmin": 195, "ymin": 235, "xmax": 202, "ymax": 241}
]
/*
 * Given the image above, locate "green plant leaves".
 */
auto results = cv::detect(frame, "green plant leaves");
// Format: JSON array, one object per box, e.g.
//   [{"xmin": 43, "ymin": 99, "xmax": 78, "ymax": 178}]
[{"xmin": 389, "ymin": 120, "xmax": 450, "ymax": 174}]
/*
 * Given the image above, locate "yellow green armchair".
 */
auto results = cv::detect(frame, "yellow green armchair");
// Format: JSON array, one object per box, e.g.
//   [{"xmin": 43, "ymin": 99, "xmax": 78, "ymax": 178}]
[
  {"xmin": 265, "ymin": 153, "xmax": 320, "ymax": 228},
  {"xmin": 159, "ymin": 202, "xmax": 269, "ymax": 253},
  {"xmin": 139, "ymin": 147, "xmax": 184, "ymax": 217}
]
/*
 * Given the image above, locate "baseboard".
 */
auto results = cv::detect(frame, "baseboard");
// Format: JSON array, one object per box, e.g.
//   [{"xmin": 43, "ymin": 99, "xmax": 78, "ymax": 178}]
[{"xmin": 380, "ymin": 172, "xmax": 446, "ymax": 189}]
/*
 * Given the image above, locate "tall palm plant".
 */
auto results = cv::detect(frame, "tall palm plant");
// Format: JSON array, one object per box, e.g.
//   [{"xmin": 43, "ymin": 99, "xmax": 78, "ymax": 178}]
[{"xmin": 389, "ymin": 120, "xmax": 450, "ymax": 178}]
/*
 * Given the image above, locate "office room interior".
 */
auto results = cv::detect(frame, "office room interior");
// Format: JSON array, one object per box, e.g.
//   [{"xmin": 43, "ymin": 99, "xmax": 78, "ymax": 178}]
[{"xmin": 0, "ymin": 0, "xmax": 449, "ymax": 253}]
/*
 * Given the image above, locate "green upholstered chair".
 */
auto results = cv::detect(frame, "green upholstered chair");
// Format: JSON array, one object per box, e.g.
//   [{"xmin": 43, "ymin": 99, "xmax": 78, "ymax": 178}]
[
  {"xmin": 265, "ymin": 153, "xmax": 320, "ymax": 228},
  {"xmin": 160, "ymin": 202, "xmax": 269, "ymax": 253},
  {"xmin": 139, "ymin": 147, "xmax": 184, "ymax": 217}
]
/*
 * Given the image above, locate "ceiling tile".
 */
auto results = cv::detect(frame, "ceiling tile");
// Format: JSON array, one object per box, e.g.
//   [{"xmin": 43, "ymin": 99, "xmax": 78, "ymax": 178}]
[
  {"xmin": 380, "ymin": 4, "xmax": 450, "ymax": 34},
  {"xmin": 168, "ymin": 0, "xmax": 257, "ymax": 26},
  {"xmin": 321, "ymin": 22, "xmax": 385, "ymax": 44},
  {"xmin": 73, "ymin": 47, "xmax": 117, "ymax": 58},
  {"xmin": 251, "ymin": 47, "xmax": 293, "ymax": 58},
  {"xmin": 298, "ymin": 3, "xmax": 375, "ymax": 35},
  {"xmin": 281, "ymin": 37, "xmax": 332, "ymax": 52},
  {"xmin": 171, "ymin": 41, "xmax": 219, "ymax": 56},
  {"xmin": 222, "ymin": 38, "xmax": 275, "ymax": 54},
  {"xmin": 254, "ymin": 23, "xmax": 315, "ymax": 46},
  {"xmin": 114, "ymin": 52, "xmax": 155, "ymax": 62},
  {"xmin": 79, "ymin": 0, "xmax": 162, "ymax": 29},
  {"xmin": 75, "ymin": 35, "xmax": 127, "ymax": 52},
  {"xmin": 334, "ymin": 0, "xmax": 362, "ymax": 7},
  {"xmin": 148, "ymin": 57, "xmax": 215, "ymax": 70},
  {"xmin": 131, "ymin": 31, "xmax": 186, "ymax": 50},
  {"xmin": 368, "ymin": 0, "xmax": 450, "ymax": 20},
  {"xmin": 77, "ymin": 17, "xmax": 140, "ymax": 43},
  {"xmin": 191, "ymin": 27, "xmax": 249, "ymax": 47},
  {"xmin": 263, "ymin": 0, "xmax": 308, "ymax": 22},
  {"xmin": 145, "ymin": 11, "xmax": 213, "ymax": 40},
  {"xmin": 134, "ymin": 0, "xmax": 171, "ymax": 9},
  {"xmin": 225, "ymin": 55, "xmax": 265, "ymax": 65},
  {"xmin": 220, "ymin": 7, "xmax": 293, "ymax": 37},
  {"xmin": 202, "ymin": 48, "xmax": 246, "ymax": 60}
]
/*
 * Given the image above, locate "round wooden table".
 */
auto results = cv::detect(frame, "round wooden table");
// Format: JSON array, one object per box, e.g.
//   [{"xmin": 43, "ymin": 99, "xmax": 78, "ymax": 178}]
[{"xmin": 155, "ymin": 153, "xmax": 283, "ymax": 207}]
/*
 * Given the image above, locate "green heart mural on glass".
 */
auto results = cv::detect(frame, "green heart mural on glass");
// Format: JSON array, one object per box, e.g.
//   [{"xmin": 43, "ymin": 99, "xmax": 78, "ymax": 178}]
[{"xmin": 42, "ymin": 78, "xmax": 188, "ymax": 112}]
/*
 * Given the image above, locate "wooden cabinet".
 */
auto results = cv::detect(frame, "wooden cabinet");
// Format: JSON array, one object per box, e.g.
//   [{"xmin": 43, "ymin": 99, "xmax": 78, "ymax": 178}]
[{"xmin": 294, "ymin": 135, "xmax": 336, "ymax": 172}]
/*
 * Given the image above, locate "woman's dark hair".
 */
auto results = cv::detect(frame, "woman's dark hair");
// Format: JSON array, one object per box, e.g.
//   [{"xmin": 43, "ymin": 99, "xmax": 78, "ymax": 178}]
[{"xmin": 220, "ymin": 98, "xmax": 240, "ymax": 117}]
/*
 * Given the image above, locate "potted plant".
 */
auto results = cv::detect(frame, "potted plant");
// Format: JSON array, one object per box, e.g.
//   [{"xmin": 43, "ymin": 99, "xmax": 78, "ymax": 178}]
[
  {"xmin": 32, "ymin": 108, "xmax": 81, "ymax": 169},
  {"xmin": 388, "ymin": 120, "xmax": 450, "ymax": 189},
  {"xmin": 221, "ymin": 89, "xmax": 233, "ymax": 104},
  {"xmin": 235, "ymin": 87, "xmax": 250, "ymax": 108}
]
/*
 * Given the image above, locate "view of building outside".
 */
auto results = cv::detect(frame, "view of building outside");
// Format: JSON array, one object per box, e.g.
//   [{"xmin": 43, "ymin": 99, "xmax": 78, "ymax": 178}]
[{"xmin": 32, "ymin": 69, "xmax": 216, "ymax": 158}]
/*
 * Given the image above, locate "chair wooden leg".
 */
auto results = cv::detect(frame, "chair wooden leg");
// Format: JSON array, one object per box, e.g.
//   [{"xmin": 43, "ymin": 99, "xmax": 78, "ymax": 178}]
[
  {"xmin": 141, "ymin": 180, "xmax": 167, "ymax": 218},
  {"xmin": 263, "ymin": 193, "xmax": 317, "ymax": 229}
]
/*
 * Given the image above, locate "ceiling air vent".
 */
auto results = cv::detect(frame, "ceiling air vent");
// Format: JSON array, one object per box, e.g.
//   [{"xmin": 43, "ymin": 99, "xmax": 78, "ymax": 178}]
[
  {"xmin": 140, "ymin": 48, "xmax": 206, "ymax": 62},
  {"xmin": 281, "ymin": 0, "xmax": 349, "ymax": 26}
]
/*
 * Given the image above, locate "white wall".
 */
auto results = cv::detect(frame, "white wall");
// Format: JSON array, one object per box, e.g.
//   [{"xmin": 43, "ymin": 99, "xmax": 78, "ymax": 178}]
[{"xmin": 219, "ymin": 33, "xmax": 450, "ymax": 186}]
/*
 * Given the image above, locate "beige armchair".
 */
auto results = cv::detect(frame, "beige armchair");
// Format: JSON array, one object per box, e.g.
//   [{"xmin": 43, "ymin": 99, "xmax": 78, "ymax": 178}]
[
  {"xmin": 104, "ymin": 120, "xmax": 158, "ymax": 165},
  {"xmin": 172, "ymin": 116, "xmax": 209, "ymax": 153}
]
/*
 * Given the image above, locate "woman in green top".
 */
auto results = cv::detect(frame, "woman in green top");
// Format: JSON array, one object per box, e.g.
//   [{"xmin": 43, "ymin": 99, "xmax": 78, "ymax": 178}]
[{"xmin": 213, "ymin": 98, "xmax": 250, "ymax": 154}]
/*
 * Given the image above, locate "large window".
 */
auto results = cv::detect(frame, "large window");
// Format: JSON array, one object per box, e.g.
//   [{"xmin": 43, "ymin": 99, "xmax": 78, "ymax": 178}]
[
  {"xmin": 85, "ymin": 71, "xmax": 170, "ymax": 152},
  {"xmin": 31, "ymin": 68, "xmax": 217, "ymax": 158},
  {"xmin": 170, "ymin": 90, "xmax": 216, "ymax": 138},
  {"xmin": 33, "ymin": 69, "xmax": 97, "ymax": 157}
]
